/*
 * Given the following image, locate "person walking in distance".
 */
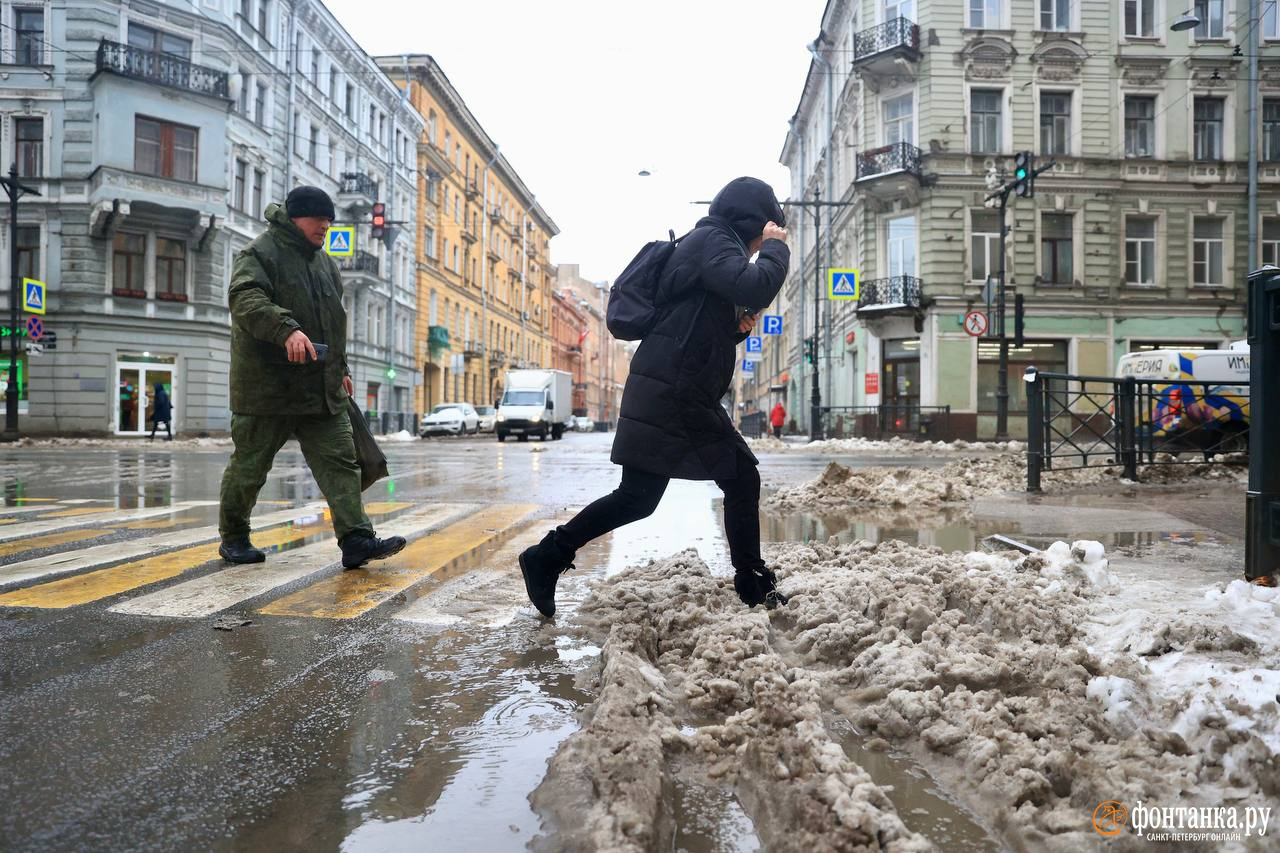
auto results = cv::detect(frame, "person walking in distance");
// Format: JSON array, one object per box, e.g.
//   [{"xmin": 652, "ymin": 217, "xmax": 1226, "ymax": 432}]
[
  {"xmin": 769, "ymin": 400, "xmax": 786, "ymax": 440},
  {"xmin": 149, "ymin": 382, "xmax": 173, "ymax": 441},
  {"xmin": 217, "ymin": 186, "xmax": 406, "ymax": 568},
  {"xmin": 519, "ymin": 177, "xmax": 790, "ymax": 617}
]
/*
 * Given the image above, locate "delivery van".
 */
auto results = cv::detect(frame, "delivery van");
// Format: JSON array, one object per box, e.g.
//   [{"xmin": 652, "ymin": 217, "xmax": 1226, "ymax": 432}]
[
  {"xmin": 1116, "ymin": 347, "xmax": 1249, "ymax": 453},
  {"xmin": 496, "ymin": 369, "xmax": 574, "ymax": 442}
]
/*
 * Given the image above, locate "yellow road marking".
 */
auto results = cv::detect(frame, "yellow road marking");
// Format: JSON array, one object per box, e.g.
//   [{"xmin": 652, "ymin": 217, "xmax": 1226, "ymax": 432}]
[
  {"xmin": 0, "ymin": 503, "xmax": 411, "ymax": 609},
  {"xmin": 259, "ymin": 504, "xmax": 539, "ymax": 620},
  {"xmin": 0, "ymin": 528, "xmax": 112, "ymax": 559},
  {"xmin": 40, "ymin": 506, "xmax": 116, "ymax": 519},
  {"xmin": 10, "ymin": 497, "xmax": 58, "ymax": 503}
]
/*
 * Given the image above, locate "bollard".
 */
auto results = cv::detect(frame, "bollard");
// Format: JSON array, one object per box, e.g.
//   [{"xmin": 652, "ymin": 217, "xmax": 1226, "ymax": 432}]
[
  {"xmin": 1119, "ymin": 376, "xmax": 1139, "ymax": 482},
  {"xmin": 1246, "ymin": 267, "xmax": 1280, "ymax": 583},
  {"xmin": 1024, "ymin": 367, "xmax": 1042, "ymax": 492}
]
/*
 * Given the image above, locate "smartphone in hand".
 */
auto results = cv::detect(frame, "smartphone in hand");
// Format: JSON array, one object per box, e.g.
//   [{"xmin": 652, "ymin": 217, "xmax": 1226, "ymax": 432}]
[{"xmin": 311, "ymin": 342, "xmax": 329, "ymax": 363}]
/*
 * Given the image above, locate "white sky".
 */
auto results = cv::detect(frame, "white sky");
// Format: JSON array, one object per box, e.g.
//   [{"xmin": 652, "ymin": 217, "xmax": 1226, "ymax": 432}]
[{"xmin": 325, "ymin": 0, "xmax": 827, "ymax": 282}]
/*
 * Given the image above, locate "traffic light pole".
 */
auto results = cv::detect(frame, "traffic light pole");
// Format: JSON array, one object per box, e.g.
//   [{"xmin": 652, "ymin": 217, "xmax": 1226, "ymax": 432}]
[{"xmin": 1, "ymin": 165, "xmax": 40, "ymax": 442}]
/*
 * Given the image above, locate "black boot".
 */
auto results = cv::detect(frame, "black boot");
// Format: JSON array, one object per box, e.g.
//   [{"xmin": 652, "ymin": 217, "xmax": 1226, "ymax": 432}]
[
  {"xmin": 519, "ymin": 528, "xmax": 576, "ymax": 618},
  {"xmin": 341, "ymin": 534, "xmax": 408, "ymax": 569},
  {"xmin": 734, "ymin": 565, "xmax": 788, "ymax": 609},
  {"xmin": 219, "ymin": 537, "xmax": 266, "ymax": 564}
]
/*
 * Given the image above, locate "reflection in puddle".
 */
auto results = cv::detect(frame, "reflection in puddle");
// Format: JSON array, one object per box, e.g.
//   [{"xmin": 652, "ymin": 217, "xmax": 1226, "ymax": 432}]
[{"xmin": 669, "ymin": 777, "xmax": 760, "ymax": 853}]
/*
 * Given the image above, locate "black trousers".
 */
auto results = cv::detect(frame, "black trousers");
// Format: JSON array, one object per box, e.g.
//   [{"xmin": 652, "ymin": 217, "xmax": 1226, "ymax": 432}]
[
  {"xmin": 558, "ymin": 452, "xmax": 764, "ymax": 573},
  {"xmin": 149, "ymin": 419, "xmax": 172, "ymax": 440}
]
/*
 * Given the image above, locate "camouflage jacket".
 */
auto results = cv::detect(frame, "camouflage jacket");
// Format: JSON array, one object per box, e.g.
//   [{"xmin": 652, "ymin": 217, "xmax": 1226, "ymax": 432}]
[{"xmin": 227, "ymin": 203, "xmax": 350, "ymax": 415}]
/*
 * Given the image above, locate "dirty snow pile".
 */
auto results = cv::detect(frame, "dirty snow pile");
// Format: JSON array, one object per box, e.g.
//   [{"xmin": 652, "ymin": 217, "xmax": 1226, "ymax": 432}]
[
  {"xmin": 13, "ymin": 435, "xmax": 233, "ymax": 449},
  {"xmin": 766, "ymin": 455, "xmax": 1248, "ymax": 513},
  {"xmin": 374, "ymin": 430, "xmax": 415, "ymax": 443},
  {"xmin": 532, "ymin": 550, "xmax": 931, "ymax": 853},
  {"xmin": 544, "ymin": 540, "xmax": 1279, "ymax": 849},
  {"xmin": 747, "ymin": 435, "xmax": 1024, "ymax": 456}
]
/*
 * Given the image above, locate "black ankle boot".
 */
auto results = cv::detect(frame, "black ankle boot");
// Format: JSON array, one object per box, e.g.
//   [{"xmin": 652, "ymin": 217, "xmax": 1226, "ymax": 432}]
[
  {"xmin": 519, "ymin": 528, "xmax": 576, "ymax": 618},
  {"xmin": 340, "ymin": 534, "xmax": 408, "ymax": 569},
  {"xmin": 219, "ymin": 537, "xmax": 265, "ymax": 564}
]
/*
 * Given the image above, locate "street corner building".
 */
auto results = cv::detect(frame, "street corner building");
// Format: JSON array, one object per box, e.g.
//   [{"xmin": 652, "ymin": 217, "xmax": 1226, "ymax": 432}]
[
  {"xmin": 0, "ymin": 0, "xmax": 425, "ymax": 436},
  {"xmin": 749, "ymin": 0, "xmax": 1277, "ymax": 441}
]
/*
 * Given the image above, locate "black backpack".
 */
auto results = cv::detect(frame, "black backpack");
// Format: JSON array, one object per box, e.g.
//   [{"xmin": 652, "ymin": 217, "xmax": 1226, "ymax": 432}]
[{"xmin": 606, "ymin": 229, "xmax": 690, "ymax": 341}]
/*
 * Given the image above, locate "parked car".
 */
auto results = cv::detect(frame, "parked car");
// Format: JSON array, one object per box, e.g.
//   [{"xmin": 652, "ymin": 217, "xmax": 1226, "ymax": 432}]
[
  {"xmin": 573, "ymin": 416, "xmax": 595, "ymax": 432},
  {"xmin": 420, "ymin": 403, "xmax": 480, "ymax": 437},
  {"xmin": 475, "ymin": 406, "xmax": 498, "ymax": 433}
]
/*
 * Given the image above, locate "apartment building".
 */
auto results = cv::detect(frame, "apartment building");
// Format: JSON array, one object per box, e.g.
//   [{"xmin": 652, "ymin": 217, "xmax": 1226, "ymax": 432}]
[
  {"xmin": 0, "ymin": 0, "xmax": 420, "ymax": 435},
  {"xmin": 769, "ymin": 0, "xmax": 1275, "ymax": 439}
]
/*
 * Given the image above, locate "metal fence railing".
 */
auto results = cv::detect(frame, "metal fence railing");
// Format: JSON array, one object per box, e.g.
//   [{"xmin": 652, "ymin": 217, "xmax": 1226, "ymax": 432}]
[
  {"xmin": 365, "ymin": 411, "xmax": 418, "ymax": 435},
  {"xmin": 820, "ymin": 404, "xmax": 951, "ymax": 441},
  {"xmin": 740, "ymin": 411, "xmax": 768, "ymax": 439},
  {"xmin": 1025, "ymin": 369, "xmax": 1248, "ymax": 490}
]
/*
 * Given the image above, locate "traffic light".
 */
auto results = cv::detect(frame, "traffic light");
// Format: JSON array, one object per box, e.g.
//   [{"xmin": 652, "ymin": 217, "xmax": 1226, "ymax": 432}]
[
  {"xmin": 1014, "ymin": 292, "xmax": 1026, "ymax": 348},
  {"xmin": 1013, "ymin": 151, "xmax": 1034, "ymax": 198},
  {"xmin": 385, "ymin": 364, "xmax": 396, "ymax": 381},
  {"xmin": 371, "ymin": 202, "xmax": 387, "ymax": 240},
  {"xmin": 803, "ymin": 337, "xmax": 815, "ymax": 365}
]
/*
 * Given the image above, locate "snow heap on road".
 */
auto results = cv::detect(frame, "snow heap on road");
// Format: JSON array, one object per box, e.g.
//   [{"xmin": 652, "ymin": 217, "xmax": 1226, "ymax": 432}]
[
  {"xmin": 539, "ymin": 540, "xmax": 1279, "ymax": 850},
  {"xmin": 14, "ymin": 435, "xmax": 233, "ymax": 449},
  {"xmin": 747, "ymin": 435, "xmax": 1025, "ymax": 455},
  {"xmin": 766, "ymin": 455, "xmax": 1248, "ymax": 513}
]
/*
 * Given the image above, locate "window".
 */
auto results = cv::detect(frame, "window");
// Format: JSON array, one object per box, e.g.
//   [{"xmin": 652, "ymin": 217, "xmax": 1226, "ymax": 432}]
[
  {"xmin": 1265, "ymin": 0, "xmax": 1280, "ymax": 39},
  {"xmin": 234, "ymin": 158, "xmax": 247, "ymax": 210},
  {"xmin": 252, "ymin": 168, "xmax": 264, "ymax": 216},
  {"xmin": 1124, "ymin": 217, "xmax": 1156, "ymax": 286},
  {"xmin": 240, "ymin": 0, "xmax": 251, "ymax": 19},
  {"xmin": 156, "ymin": 238, "xmax": 187, "ymax": 301},
  {"xmin": 1039, "ymin": 92, "xmax": 1071, "ymax": 155},
  {"xmin": 1192, "ymin": 217, "xmax": 1224, "ymax": 286},
  {"xmin": 453, "ymin": 196, "xmax": 461, "ymax": 224},
  {"xmin": 14, "ymin": 118, "xmax": 42, "ymax": 178},
  {"xmin": 16, "ymin": 226, "xmax": 39, "ymax": 281},
  {"xmin": 1040, "ymin": 213, "xmax": 1074, "ymax": 284},
  {"xmin": 452, "ymin": 245, "xmax": 459, "ymax": 273},
  {"xmin": 257, "ymin": 0, "xmax": 269, "ymax": 37},
  {"xmin": 127, "ymin": 23, "xmax": 191, "ymax": 59},
  {"xmin": 328, "ymin": 65, "xmax": 336, "ymax": 103},
  {"xmin": 344, "ymin": 84, "xmax": 354, "ymax": 119},
  {"xmin": 112, "ymin": 233, "xmax": 146, "ymax": 297},
  {"xmin": 968, "ymin": 0, "xmax": 1000, "ymax": 28},
  {"xmin": 970, "ymin": 89, "xmax": 1002, "ymax": 154},
  {"xmin": 1124, "ymin": 95, "xmax": 1156, "ymax": 157},
  {"xmin": 254, "ymin": 83, "xmax": 267, "ymax": 126},
  {"xmin": 885, "ymin": 215, "xmax": 916, "ymax": 278},
  {"xmin": 1124, "ymin": 0, "xmax": 1154, "ymax": 37},
  {"xmin": 1194, "ymin": 0, "xmax": 1224, "ymax": 38},
  {"xmin": 1193, "ymin": 98, "xmax": 1224, "ymax": 161},
  {"xmin": 883, "ymin": 0, "xmax": 913, "ymax": 19},
  {"xmin": 428, "ymin": 111, "xmax": 438, "ymax": 147},
  {"xmin": 970, "ymin": 211, "xmax": 1001, "ymax": 282},
  {"xmin": 135, "ymin": 117, "xmax": 197, "ymax": 181},
  {"xmin": 424, "ymin": 226, "xmax": 436, "ymax": 259},
  {"xmin": 308, "ymin": 124, "xmax": 318, "ymax": 165},
  {"xmin": 1264, "ymin": 99, "xmax": 1280, "ymax": 161},
  {"xmin": 1262, "ymin": 218, "xmax": 1280, "ymax": 267},
  {"xmin": 429, "ymin": 291, "xmax": 438, "ymax": 326},
  {"xmin": 1039, "ymin": 0, "xmax": 1070, "ymax": 30},
  {"xmin": 883, "ymin": 93, "xmax": 913, "ymax": 145},
  {"xmin": 14, "ymin": 7, "xmax": 43, "ymax": 65}
]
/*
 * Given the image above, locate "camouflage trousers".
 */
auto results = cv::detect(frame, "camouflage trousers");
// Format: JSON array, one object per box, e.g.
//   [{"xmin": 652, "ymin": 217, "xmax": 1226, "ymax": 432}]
[{"xmin": 218, "ymin": 410, "xmax": 374, "ymax": 543}]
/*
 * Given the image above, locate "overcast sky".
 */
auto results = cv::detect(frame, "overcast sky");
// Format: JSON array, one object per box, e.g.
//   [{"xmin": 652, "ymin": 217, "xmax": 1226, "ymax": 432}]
[{"xmin": 325, "ymin": 0, "xmax": 826, "ymax": 282}]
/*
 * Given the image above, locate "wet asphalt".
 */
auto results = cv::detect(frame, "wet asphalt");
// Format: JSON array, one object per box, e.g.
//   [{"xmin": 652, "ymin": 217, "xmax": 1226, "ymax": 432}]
[{"xmin": 0, "ymin": 432, "xmax": 1245, "ymax": 851}]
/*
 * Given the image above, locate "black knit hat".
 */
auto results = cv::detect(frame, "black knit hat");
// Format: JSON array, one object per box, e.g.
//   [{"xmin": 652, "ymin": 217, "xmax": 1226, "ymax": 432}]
[{"xmin": 285, "ymin": 185, "xmax": 336, "ymax": 220}]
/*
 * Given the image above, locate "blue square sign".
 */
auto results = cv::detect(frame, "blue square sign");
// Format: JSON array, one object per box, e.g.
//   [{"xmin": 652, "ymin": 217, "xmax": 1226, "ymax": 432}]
[
  {"xmin": 741, "ymin": 359, "xmax": 756, "ymax": 374},
  {"xmin": 761, "ymin": 315, "xmax": 782, "ymax": 335},
  {"xmin": 745, "ymin": 335, "xmax": 763, "ymax": 353}
]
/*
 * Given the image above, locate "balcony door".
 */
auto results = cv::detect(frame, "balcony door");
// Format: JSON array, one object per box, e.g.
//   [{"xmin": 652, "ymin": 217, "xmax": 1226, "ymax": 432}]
[
  {"xmin": 884, "ymin": 0, "xmax": 914, "ymax": 20},
  {"xmin": 882, "ymin": 94, "xmax": 914, "ymax": 146},
  {"xmin": 886, "ymin": 215, "xmax": 917, "ymax": 279}
]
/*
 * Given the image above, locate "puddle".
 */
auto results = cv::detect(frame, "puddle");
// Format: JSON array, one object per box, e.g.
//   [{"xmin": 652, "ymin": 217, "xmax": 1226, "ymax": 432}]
[
  {"xmin": 667, "ymin": 777, "xmax": 760, "ymax": 853},
  {"xmin": 828, "ymin": 716, "xmax": 1000, "ymax": 851}
]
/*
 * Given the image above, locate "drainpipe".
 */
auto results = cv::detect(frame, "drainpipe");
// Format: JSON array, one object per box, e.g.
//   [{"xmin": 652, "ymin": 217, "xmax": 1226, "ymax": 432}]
[
  {"xmin": 1247, "ymin": 0, "xmax": 1259, "ymax": 274},
  {"xmin": 283, "ymin": 3, "xmax": 298, "ymax": 190},
  {"xmin": 480, "ymin": 147, "xmax": 499, "ymax": 399},
  {"xmin": 520, "ymin": 199, "xmax": 532, "ymax": 367},
  {"xmin": 808, "ymin": 36, "xmax": 835, "ymax": 412},
  {"xmin": 794, "ymin": 124, "xmax": 808, "ymax": 432}
]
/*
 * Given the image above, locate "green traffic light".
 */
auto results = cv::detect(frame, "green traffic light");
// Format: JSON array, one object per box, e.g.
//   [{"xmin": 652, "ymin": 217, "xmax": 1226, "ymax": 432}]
[
  {"xmin": 385, "ymin": 367, "xmax": 396, "ymax": 380},
  {"xmin": 1016, "ymin": 168, "xmax": 1028, "ymax": 179}
]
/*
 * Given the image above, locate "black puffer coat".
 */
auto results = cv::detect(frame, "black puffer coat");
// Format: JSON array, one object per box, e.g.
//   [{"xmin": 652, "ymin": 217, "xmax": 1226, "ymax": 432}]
[{"xmin": 611, "ymin": 177, "xmax": 790, "ymax": 480}]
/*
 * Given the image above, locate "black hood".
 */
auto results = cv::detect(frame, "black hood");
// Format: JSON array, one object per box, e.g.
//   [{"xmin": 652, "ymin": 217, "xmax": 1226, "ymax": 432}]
[{"xmin": 708, "ymin": 177, "xmax": 786, "ymax": 246}]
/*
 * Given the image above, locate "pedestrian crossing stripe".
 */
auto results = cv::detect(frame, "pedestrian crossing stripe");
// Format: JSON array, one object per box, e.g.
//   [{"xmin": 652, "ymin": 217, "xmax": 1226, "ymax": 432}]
[
  {"xmin": 325, "ymin": 226, "xmax": 355, "ymax": 257},
  {"xmin": 110, "ymin": 503, "xmax": 473, "ymax": 619},
  {"xmin": 0, "ymin": 502, "xmax": 412, "ymax": 609},
  {"xmin": 0, "ymin": 501, "xmax": 219, "ymax": 545},
  {"xmin": 0, "ymin": 501, "xmax": 326, "ymax": 588},
  {"xmin": 0, "ymin": 528, "xmax": 111, "ymax": 560},
  {"xmin": 828, "ymin": 268, "xmax": 860, "ymax": 301},
  {"xmin": 259, "ymin": 503, "xmax": 539, "ymax": 620}
]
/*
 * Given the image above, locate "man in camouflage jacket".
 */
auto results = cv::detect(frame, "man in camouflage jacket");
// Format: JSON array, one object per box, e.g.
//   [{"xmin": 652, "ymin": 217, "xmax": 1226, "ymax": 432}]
[{"xmin": 218, "ymin": 186, "xmax": 405, "ymax": 569}]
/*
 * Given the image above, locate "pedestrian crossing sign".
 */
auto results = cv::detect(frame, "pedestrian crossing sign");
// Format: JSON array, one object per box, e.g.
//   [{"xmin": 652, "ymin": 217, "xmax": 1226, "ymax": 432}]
[
  {"xmin": 22, "ymin": 278, "xmax": 45, "ymax": 315},
  {"xmin": 828, "ymin": 269, "xmax": 860, "ymax": 301},
  {"xmin": 325, "ymin": 226, "xmax": 355, "ymax": 257}
]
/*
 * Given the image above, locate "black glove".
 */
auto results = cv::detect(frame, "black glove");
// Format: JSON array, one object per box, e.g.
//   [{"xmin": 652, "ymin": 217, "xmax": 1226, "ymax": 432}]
[{"xmin": 734, "ymin": 566, "xmax": 789, "ymax": 609}]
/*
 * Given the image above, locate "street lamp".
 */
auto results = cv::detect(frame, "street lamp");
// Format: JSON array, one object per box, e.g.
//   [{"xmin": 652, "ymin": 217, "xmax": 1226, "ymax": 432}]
[{"xmin": 1169, "ymin": 10, "xmax": 1201, "ymax": 30}]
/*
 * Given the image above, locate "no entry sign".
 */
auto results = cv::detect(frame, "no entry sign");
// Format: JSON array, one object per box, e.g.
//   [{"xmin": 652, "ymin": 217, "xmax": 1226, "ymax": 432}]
[{"xmin": 964, "ymin": 310, "xmax": 989, "ymax": 337}]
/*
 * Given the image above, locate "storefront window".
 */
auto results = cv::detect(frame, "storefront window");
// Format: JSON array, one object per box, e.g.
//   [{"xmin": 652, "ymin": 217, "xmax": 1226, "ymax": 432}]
[{"xmin": 978, "ymin": 340, "xmax": 1067, "ymax": 416}]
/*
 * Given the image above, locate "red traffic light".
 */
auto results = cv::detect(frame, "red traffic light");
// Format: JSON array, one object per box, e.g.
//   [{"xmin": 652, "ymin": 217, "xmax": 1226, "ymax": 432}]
[{"xmin": 371, "ymin": 202, "xmax": 386, "ymax": 228}]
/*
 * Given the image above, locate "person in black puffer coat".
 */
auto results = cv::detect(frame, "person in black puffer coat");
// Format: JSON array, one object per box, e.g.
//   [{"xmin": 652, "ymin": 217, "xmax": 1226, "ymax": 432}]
[{"xmin": 519, "ymin": 176, "xmax": 790, "ymax": 617}]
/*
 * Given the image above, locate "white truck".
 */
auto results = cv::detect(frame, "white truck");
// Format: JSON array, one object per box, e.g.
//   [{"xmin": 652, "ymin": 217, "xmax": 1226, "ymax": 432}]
[{"xmin": 496, "ymin": 369, "xmax": 574, "ymax": 442}]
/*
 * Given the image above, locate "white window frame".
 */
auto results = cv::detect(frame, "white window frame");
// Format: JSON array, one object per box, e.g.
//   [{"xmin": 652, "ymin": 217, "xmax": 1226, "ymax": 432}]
[
  {"xmin": 967, "ymin": 0, "xmax": 1006, "ymax": 29},
  {"xmin": 1037, "ymin": 0, "xmax": 1075, "ymax": 31},
  {"xmin": 968, "ymin": 209, "xmax": 1002, "ymax": 285},
  {"xmin": 1036, "ymin": 209, "xmax": 1082, "ymax": 286},
  {"xmin": 1190, "ymin": 93, "xmax": 1233, "ymax": 162},
  {"xmin": 1122, "ymin": 213, "xmax": 1159, "ymax": 287},
  {"xmin": 967, "ymin": 85, "xmax": 1006, "ymax": 155},
  {"xmin": 1191, "ymin": 214, "xmax": 1230, "ymax": 288},
  {"xmin": 8, "ymin": 111, "xmax": 50, "ymax": 180},
  {"xmin": 1, "ymin": 220, "xmax": 45, "ymax": 292},
  {"xmin": 8, "ymin": 3, "xmax": 50, "ymax": 66},
  {"xmin": 1264, "ymin": 0, "xmax": 1280, "ymax": 40},
  {"xmin": 1122, "ymin": 0, "xmax": 1160, "ymax": 39},
  {"xmin": 882, "ymin": 0, "xmax": 914, "ymax": 23},
  {"xmin": 1261, "ymin": 216, "xmax": 1280, "ymax": 267},
  {"xmin": 1122, "ymin": 91, "xmax": 1160, "ymax": 159},
  {"xmin": 880, "ymin": 90, "xmax": 915, "ymax": 147},
  {"xmin": 1192, "ymin": 0, "xmax": 1227, "ymax": 40},
  {"xmin": 1035, "ymin": 88, "xmax": 1076, "ymax": 157},
  {"xmin": 884, "ymin": 214, "xmax": 917, "ymax": 279}
]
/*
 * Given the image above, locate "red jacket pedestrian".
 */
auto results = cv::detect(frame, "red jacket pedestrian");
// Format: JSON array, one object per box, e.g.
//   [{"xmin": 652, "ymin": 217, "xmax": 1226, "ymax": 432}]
[{"xmin": 770, "ymin": 403, "xmax": 786, "ymax": 437}]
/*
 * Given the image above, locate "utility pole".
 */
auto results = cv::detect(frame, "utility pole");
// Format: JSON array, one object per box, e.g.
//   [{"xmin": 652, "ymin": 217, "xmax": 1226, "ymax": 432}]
[{"xmin": 1, "ymin": 164, "xmax": 40, "ymax": 441}]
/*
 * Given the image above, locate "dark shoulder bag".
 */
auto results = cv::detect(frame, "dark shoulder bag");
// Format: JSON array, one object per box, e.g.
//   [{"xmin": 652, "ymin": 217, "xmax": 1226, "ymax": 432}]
[{"xmin": 347, "ymin": 398, "xmax": 389, "ymax": 491}]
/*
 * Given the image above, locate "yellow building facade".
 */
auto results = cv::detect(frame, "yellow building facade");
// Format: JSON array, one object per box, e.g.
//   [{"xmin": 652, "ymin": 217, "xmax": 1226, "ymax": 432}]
[{"xmin": 377, "ymin": 55, "xmax": 558, "ymax": 414}]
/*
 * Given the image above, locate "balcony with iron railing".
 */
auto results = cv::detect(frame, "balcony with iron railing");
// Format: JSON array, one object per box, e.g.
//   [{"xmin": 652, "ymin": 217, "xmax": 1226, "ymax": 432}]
[
  {"xmin": 427, "ymin": 325, "xmax": 450, "ymax": 351},
  {"xmin": 94, "ymin": 39, "xmax": 229, "ymax": 99},
  {"xmin": 851, "ymin": 17, "xmax": 921, "ymax": 76},
  {"xmin": 336, "ymin": 249, "xmax": 380, "ymax": 277},
  {"xmin": 855, "ymin": 142, "xmax": 924, "ymax": 201},
  {"xmin": 856, "ymin": 275, "xmax": 925, "ymax": 319},
  {"xmin": 462, "ymin": 340, "xmax": 484, "ymax": 358},
  {"xmin": 338, "ymin": 172, "xmax": 378, "ymax": 211}
]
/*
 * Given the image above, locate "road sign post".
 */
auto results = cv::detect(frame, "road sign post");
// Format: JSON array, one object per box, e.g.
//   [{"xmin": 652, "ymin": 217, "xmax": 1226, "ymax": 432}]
[
  {"xmin": 2, "ymin": 165, "xmax": 40, "ymax": 440},
  {"xmin": 1246, "ymin": 266, "xmax": 1280, "ymax": 584}
]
